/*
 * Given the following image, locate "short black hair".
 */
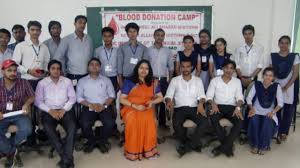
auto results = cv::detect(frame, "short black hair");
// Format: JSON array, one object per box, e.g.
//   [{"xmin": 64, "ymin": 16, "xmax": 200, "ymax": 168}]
[
  {"xmin": 11, "ymin": 24, "xmax": 25, "ymax": 32},
  {"xmin": 242, "ymin": 24, "xmax": 255, "ymax": 35},
  {"xmin": 102, "ymin": 27, "xmax": 115, "ymax": 36},
  {"xmin": 47, "ymin": 59, "xmax": 62, "ymax": 71},
  {"xmin": 198, "ymin": 29, "xmax": 211, "ymax": 40},
  {"xmin": 222, "ymin": 60, "xmax": 236, "ymax": 69},
  {"xmin": 75, "ymin": 15, "xmax": 87, "ymax": 23},
  {"xmin": 88, "ymin": 58, "xmax": 101, "ymax": 66},
  {"xmin": 262, "ymin": 67, "xmax": 276, "ymax": 77},
  {"xmin": 48, "ymin": 20, "xmax": 61, "ymax": 32},
  {"xmin": 183, "ymin": 35, "xmax": 195, "ymax": 43},
  {"xmin": 27, "ymin": 21, "xmax": 42, "ymax": 29},
  {"xmin": 0, "ymin": 28, "xmax": 11, "ymax": 39},
  {"xmin": 154, "ymin": 28, "xmax": 165, "ymax": 35},
  {"xmin": 125, "ymin": 22, "xmax": 139, "ymax": 33},
  {"xmin": 180, "ymin": 59, "xmax": 193, "ymax": 65},
  {"xmin": 278, "ymin": 35, "xmax": 291, "ymax": 44}
]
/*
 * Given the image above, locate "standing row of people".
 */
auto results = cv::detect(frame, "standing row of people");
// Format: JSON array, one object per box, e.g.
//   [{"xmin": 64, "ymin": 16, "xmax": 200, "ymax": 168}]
[{"xmin": 0, "ymin": 14, "xmax": 299, "ymax": 167}]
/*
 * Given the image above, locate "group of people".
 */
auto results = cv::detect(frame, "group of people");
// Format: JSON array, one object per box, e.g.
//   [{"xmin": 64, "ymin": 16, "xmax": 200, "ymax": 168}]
[{"xmin": 0, "ymin": 14, "xmax": 299, "ymax": 168}]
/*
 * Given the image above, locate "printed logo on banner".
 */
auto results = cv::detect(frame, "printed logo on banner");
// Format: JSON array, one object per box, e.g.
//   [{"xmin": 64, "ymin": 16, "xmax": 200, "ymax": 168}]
[{"xmin": 101, "ymin": 11, "xmax": 205, "ymax": 51}]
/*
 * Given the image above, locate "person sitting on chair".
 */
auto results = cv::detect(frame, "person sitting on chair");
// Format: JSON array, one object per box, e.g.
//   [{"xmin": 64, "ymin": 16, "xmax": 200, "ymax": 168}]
[
  {"xmin": 165, "ymin": 59, "xmax": 208, "ymax": 157},
  {"xmin": 77, "ymin": 58, "xmax": 115, "ymax": 154},
  {"xmin": 0, "ymin": 59, "xmax": 34, "ymax": 168},
  {"xmin": 247, "ymin": 67, "xmax": 283, "ymax": 155},
  {"xmin": 35, "ymin": 60, "xmax": 76, "ymax": 168},
  {"xmin": 206, "ymin": 60, "xmax": 244, "ymax": 157}
]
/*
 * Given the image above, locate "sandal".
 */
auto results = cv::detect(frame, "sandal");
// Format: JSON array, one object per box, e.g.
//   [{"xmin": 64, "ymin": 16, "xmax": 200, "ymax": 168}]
[{"xmin": 250, "ymin": 148, "xmax": 258, "ymax": 154}]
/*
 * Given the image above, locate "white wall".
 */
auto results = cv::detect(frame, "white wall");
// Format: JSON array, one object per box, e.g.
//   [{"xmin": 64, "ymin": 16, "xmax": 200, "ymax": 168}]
[{"xmin": 0, "ymin": 0, "xmax": 296, "ymax": 62}]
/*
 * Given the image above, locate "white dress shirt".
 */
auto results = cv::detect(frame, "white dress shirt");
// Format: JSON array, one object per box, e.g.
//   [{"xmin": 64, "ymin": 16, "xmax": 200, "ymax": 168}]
[
  {"xmin": 233, "ymin": 42, "xmax": 264, "ymax": 76},
  {"xmin": 206, "ymin": 76, "xmax": 244, "ymax": 106},
  {"xmin": 246, "ymin": 83, "xmax": 283, "ymax": 125},
  {"xmin": 165, "ymin": 75, "xmax": 206, "ymax": 108},
  {"xmin": 12, "ymin": 40, "xmax": 50, "ymax": 80}
]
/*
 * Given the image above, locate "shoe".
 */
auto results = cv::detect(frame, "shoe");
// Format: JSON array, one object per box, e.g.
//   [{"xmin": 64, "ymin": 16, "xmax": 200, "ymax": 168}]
[
  {"xmin": 176, "ymin": 144, "xmax": 187, "ymax": 157},
  {"xmin": 15, "ymin": 151, "xmax": 23, "ymax": 167},
  {"xmin": 56, "ymin": 160, "xmax": 64, "ymax": 168},
  {"xmin": 4, "ymin": 149, "xmax": 17, "ymax": 168},
  {"xmin": 98, "ymin": 142, "xmax": 111, "ymax": 153},
  {"xmin": 83, "ymin": 143, "xmax": 95, "ymax": 153},
  {"xmin": 211, "ymin": 147, "xmax": 221, "ymax": 157}
]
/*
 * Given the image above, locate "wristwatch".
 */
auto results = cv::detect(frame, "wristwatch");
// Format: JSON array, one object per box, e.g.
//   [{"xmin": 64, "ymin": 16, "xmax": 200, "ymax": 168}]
[
  {"xmin": 251, "ymin": 76, "xmax": 255, "ymax": 81},
  {"xmin": 104, "ymin": 105, "xmax": 108, "ymax": 109},
  {"xmin": 236, "ymin": 107, "xmax": 241, "ymax": 111}
]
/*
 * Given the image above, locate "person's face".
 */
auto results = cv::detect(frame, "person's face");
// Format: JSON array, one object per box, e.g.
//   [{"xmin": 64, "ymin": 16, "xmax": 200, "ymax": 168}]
[
  {"xmin": 127, "ymin": 28, "xmax": 138, "ymax": 41},
  {"xmin": 181, "ymin": 61, "xmax": 192, "ymax": 76},
  {"xmin": 12, "ymin": 28, "xmax": 26, "ymax": 42},
  {"xmin": 28, "ymin": 26, "xmax": 41, "ymax": 39},
  {"xmin": 0, "ymin": 32, "xmax": 10, "ymax": 47},
  {"xmin": 263, "ymin": 71, "xmax": 274, "ymax": 84},
  {"xmin": 278, "ymin": 38, "xmax": 290, "ymax": 52},
  {"xmin": 88, "ymin": 60, "xmax": 101, "ymax": 74},
  {"xmin": 49, "ymin": 63, "xmax": 61, "ymax": 78},
  {"xmin": 243, "ymin": 30, "xmax": 254, "ymax": 43},
  {"xmin": 74, "ymin": 19, "xmax": 86, "ymax": 33},
  {"xmin": 50, "ymin": 24, "xmax": 61, "ymax": 38},
  {"xmin": 216, "ymin": 41, "xmax": 225, "ymax": 53},
  {"xmin": 102, "ymin": 32, "xmax": 113, "ymax": 45},
  {"xmin": 3, "ymin": 66, "xmax": 18, "ymax": 81},
  {"xmin": 138, "ymin": 63, "xmax": 149, "ymax": 79},
  {"xmin": 223, "ymin": 64, "xmax": 235, "ymax": 77},
  {"xmin": 199, "ymin": 33, "xmax": 210, "ymax": 45},
  {"xmin": 183, "ymin": 39, "xmax": 194, "ymax": 50},
  {"xmin": 154, "ymin": 31, "xmax": 165, "ymax": 44}
]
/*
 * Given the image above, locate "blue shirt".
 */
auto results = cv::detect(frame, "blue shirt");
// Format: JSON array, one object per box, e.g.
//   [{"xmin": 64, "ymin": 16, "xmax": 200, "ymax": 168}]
[
  {"xmin": 76, "ymin": 74, "xmax": 115, "ymax": 104},
  {"xmin": 0, "ymin": 48, "xmax": 13, "ymax": 78},
  {"xmin": 54, "ymin": 33, "xmax": 93, "ymax": 75}
]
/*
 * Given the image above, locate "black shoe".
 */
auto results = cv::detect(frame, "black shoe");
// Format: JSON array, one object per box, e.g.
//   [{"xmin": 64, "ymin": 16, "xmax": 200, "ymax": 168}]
[
  {"xmin": 212, "ymin": 147, "xmax": 221, "ymax": 157},
  {"xmin": 192, "ymin": 145, "xmax": 202, "ymax": 153},
  {"xmin": 15, "ymin": 152, "xmax": 23, "ymax": 167},
  {"xmin": 225, "ymin": 150, "xmax": 234, "ymax": 157},
  {"xmin": 176, "ymin": 144, "xmax": 187, "ymax": 157},
  {"xmin": 98, "ymin": 142, "xmax": 111, "ymax": 153},
  {"xmin": 4, "ymin": 149, "xmax": 17, "ymax": 168},
  {"xmin": 56, "ymin": 160, "xmax": 64, "ymax": 168},
  {"xmin": 83, "ymin": 143, "xmax": 95, "ymax": 153}
]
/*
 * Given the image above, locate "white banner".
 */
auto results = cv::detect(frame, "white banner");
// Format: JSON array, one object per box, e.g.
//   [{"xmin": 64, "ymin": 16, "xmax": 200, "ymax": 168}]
[{"xmin": 101, "ymin": 11, "xmax": 204, "ymax": 50}]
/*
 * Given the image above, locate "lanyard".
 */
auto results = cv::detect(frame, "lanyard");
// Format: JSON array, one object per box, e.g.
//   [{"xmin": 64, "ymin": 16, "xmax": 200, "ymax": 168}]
[
  {"xmin": 104, "ymin": 48, "xmax": 113, "ymax": 62},
  {"xmin": 129, "ymin": 44, "xmax": 138, "ymax": 56},
  {"xmin": 245, "ymin": 45, "xmax": 253, "ymax": 56},
  {"xmin": 32, "ymin": 45, "xmax": 40, "ymax": 57}
]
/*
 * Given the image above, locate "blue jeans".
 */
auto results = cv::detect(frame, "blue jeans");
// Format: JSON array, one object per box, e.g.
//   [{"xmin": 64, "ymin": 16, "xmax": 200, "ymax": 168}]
[{"xmin": 0, "ymin": 115, "xmax": 32, "ymax": 155}]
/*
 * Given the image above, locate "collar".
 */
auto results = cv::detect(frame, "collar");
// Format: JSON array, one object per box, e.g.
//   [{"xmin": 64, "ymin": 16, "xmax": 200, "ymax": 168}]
[
  {"xmin": 73, "ymin": 32, "xmax": 87, "ymax": 40},
  {"xmin": 26, "ymin": 39, "xmax": 42, "ymax": 47},
  {"xmin": 87, "ymin": 74, "xmax": 101, "ymax": 80},
  {"xmin": 244, "ymin": 41, "xmax": 255, "ymax": 47},
  {"xmin": 0, "ymin": 47, "xmax": 13, "ymax": 55},
  {"xmin": 180, "ymin": 75, "xmax": 193, "ymax": 82},
  {"xmin": 45, "ymin": 76, "xmax": 64, "ymax": 84},
  {"xmin": 127, "ymin": 41, "xmax": 140, "ymax": 47}
]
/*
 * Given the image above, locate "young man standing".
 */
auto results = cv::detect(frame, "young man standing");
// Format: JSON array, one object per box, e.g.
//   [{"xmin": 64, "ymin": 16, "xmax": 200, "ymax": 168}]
[
  {"xmin": 44, "ymin": 21, "xmax": 62, "ymax": 60},
  {"xmin": 0, "ymin": 29, "xmax": 13, "ymax": 78},
  {"xmin": 8, "ymin": 25, "xmax": 26, "ymax": 51},
  {"xmin": 147, "ymin": 28, "xmax": 174, "ymax": 128},
  {"xmin": 117, "ymin": 22, "xmax": 149, "ymax": 88}
]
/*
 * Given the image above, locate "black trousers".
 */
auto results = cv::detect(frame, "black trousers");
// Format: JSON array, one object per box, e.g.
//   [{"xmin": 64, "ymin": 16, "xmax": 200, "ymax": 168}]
[
  {"xmin": 156, "ymin": 77, "xmax": 169, "ymax": 126},
  {"xmin": 210, "ymin": 105, "xmax": 243, "ymax": 153},
  {"xmin": 173, "ymin": 106, "xmax": 209, "ymax": 147},
  {"xmin": 80, "ymin": 106, "xmax": 114, "ymax": 145},
  {"xmin": 41, "ymin": 110, "xmax": 76, "ymax": 164}
]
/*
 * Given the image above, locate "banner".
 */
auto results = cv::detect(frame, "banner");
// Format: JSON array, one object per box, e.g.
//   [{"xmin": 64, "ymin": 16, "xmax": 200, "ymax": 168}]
[{"xmin": 101, "ymin": 11, "xmax": 204, "ymax": 50}]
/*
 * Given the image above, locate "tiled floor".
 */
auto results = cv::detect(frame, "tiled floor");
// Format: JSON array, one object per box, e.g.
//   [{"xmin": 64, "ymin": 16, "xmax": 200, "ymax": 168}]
[{"xmin": 2, "ymin": 121, "xmax": 300, "ymax": 168}]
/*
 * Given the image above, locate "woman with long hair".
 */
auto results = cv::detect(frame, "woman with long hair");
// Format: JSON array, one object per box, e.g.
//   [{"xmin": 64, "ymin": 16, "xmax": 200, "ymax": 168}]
[{"xmin": 120, "ymin": 59, "xmax": 163, "ymax": 161}]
